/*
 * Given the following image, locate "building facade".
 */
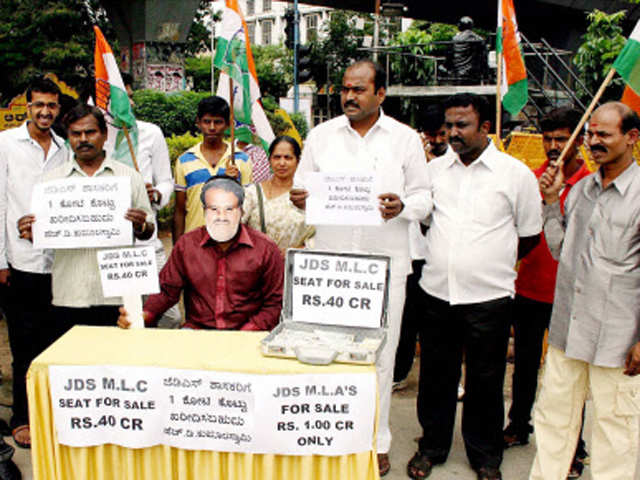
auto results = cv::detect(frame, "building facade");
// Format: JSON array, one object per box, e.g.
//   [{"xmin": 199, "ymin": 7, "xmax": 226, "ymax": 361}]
[{"xmin": 239, "ymin": 0, "xmax": 332, "ymax": 46}]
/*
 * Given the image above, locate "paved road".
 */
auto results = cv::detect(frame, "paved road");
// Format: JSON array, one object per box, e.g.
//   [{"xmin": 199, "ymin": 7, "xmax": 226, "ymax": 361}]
[{"xmin": 1, "ymin": 316, "xmax": 638, "ymax": 479}]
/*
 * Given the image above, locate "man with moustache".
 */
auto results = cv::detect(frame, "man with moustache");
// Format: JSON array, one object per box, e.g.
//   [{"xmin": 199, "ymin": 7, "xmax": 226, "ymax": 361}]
[
  {"xmin": 393, "ymin": 103, "xmax": 449, "ymax": 391},
  {"xmin": 173, "ymin": 96, "xmax": 252, "ymax": 243},
  {"xmin": 290, "ymin": 59, "xmax": 430, "ymax": 476},
  {"xmin": 19, "ymin": 104, "xmax": 153, "ymax": 328},
  {"xmin": 503, "ymin": 107, "xmax": 590, "ymax": 477},
  {"xmin": 409, "ymin": 93, "xmax": 541, "ymax": 480},
  {"xmin": 530, "ymin": 102, "xmax": 640, "ymax": 480},
  {"xmin": 0, "ymin": 76, "xmax": 68, "ymax": 458},
  {"xmin": 118, "ymin": 176, "xmax": 283, "ymax": 330}
]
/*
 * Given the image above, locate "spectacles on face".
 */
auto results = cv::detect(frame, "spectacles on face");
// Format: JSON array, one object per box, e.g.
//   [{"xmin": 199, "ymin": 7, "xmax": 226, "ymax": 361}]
[{"xmin": 29, "ymin": 102, "xmax": 59, "ymax": 109}]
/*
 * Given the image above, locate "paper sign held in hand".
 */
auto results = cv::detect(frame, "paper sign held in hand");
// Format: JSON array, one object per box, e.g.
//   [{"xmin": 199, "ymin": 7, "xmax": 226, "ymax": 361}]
[
  {"xmin": 305, "ymin": 171, "xmax": 382, "ymax": 226},
  {"xmin": 31, "ymin": 176, "xmax": 132, "ymax": 249},
  {"xmin": 97, "ymin": 246, "xmax": 159, "ymax": 298}
]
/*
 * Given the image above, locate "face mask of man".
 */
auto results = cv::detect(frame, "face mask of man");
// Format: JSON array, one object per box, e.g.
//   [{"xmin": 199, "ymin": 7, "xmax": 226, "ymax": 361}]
[
  {"xmin": 206, "ymin": 214, "xmax": 240, "ymax": 242},
  {"xmin": 203, "ymin": 189, "xmax": 242, "ymax": 243}
]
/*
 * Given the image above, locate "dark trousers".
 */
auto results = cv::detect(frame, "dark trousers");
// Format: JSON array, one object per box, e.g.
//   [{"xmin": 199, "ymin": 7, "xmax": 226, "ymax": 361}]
[
  {"xmin": 393, "ymin": 260, "xmax": 425, "ymax": 382},
  {"xmin": 417, "ymin": 290, "xmax": 512, "ymax": 470},
  {"xmin": 0, "ymin": 267, "xmax": 55, "ymax": 428},
  {"xmin": 507, "ymin": 294, "xmax": 552, "ymax": 430},
  {"xmin": 52, "ymin": 305, "xmax": 120, "ymax": 334}
]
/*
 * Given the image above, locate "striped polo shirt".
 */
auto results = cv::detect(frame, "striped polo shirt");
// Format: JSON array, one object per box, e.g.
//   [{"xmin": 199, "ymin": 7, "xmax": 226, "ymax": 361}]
[{"xmin": 174, "ymin": 140, "xmax": 252, "ymax": 233}]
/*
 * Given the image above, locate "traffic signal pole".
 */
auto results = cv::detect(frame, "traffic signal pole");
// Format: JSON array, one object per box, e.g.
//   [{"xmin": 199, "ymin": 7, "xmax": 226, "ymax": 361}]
[{"xmin": 293, "ymin": 0, "xmax": 300, "ymax": 113}]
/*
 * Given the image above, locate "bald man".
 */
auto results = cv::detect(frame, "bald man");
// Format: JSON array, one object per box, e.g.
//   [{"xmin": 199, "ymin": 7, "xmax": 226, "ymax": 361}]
[{"xmin": 530, "ymin": 102, "xmax": 640, "ymax": 480}]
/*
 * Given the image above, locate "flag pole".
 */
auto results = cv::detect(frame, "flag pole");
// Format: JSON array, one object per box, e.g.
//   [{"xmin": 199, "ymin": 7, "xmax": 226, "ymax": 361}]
[
  {"xmin": 495, "ymin": 0, "xmax": 504, "ymax": 151},
  {"xmin": 555, "ymin": 67, "xmax": 617, "ymax": 168},
  {"xmin": 229, "ymin": 75, "xmax": 236, "ymax": 166},
  {"xmin": 496, "ymin": 50, "xmax": 504, "ymax": 151},
  {"xmin": 122, "ymin": 125, "xmax": 139, "ymax": 172}
]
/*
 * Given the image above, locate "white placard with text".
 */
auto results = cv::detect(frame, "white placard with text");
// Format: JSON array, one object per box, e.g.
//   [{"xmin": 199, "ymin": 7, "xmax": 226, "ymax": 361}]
[
  {"xmin": 49, "ymin": 365, "xmax": 376, "ymax": 456},
  {"xmin": 31, "ymin": 176, "xmax": 131, "ymax": 249},
  {"xmin": 97, "ymin": 246, "xmax": 160, "ymax": 298},
  {"xmin": 289, "ymin": 252, "xmax": 388, "ymax": 328},
  {"xmin": 305, "ymin": 172, "xmax": 382, "ymax": 226}
]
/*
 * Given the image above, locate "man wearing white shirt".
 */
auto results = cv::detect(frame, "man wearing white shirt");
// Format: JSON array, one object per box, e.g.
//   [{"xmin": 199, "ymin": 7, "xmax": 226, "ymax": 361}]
[
  {"xmin": 394, "ymin": 103, "xmax": 449, "ymax": 391},
  {"xmin": 408, "ymin": 93, "xmax": 542, "ymax": 480},
  {"xmin": 291, "ymin": 59, "xmax": 430, "ymax": 476},
  {"xmin": 111, "ymin": 74, "xmax": 180, "ymax": 328},
  {"xmin": 0, "ymin": 77, "xmax": 69, "ymax": 453}
]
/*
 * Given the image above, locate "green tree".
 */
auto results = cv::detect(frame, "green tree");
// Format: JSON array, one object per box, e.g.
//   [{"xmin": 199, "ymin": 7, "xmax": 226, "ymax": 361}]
[
  {"xmin": 0, "ymin": 0, "xmax": 114, "ymax": 102},
  {"xmin": 252, "ymin": 44, "xmax": 293, "ymax": 101},
  {"xmin": 306, "ymin": 10, "xmax": 368, "ymax": 89},
  {"xmin": 572, "ymin": 9, "xmax": 627, "ymax": 101},
  {"xmin": 185, "ymin": 56, "xmax": 217, "ymax": 92},
  {"xmin": 389, "ymin": 21, "xmax": 458, "ymax": 86},
  {"xmin": 184, "ymin": 1, "xmax": 221, "ymax": 56}
]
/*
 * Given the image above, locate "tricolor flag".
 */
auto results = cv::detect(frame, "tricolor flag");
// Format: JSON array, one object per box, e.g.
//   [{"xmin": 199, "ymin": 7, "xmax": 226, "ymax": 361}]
[
  {"xmin": 615, "ymin": 21, "xmax": 640, "ymax": 114},
  {"xmin": 497, "ymin": 0, "xmax": 528, "ymax": 116},
  {"xmin": 214, "ymin": 0, "xmax": 275, "ymax": 151},
  {"xmin": 94, "ymin": 25, "xmax": 138, "ymax": 168}
]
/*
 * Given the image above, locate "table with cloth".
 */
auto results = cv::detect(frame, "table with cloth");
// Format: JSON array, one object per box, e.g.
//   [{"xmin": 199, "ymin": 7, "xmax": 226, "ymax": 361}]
[{"xmin": 27, "ymin": 326, "xmax": 379, "ymax": 480}]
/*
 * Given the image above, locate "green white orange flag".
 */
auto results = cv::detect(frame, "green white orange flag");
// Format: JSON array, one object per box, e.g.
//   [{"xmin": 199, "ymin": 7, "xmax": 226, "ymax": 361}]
[
  {"xmin": 615, "ymin": 21, "xmax": 640, "ymax": 114},
  {"xmin": 497, "ymin": 0, "xmax": 528, "ymax": 116},
  {"xmin": 214, "ymin": 0, "xmax": 275, "ymax": 151},
  {"xmin": 94, "ymin": 25, "xmax": 138, "ymax": 168}
]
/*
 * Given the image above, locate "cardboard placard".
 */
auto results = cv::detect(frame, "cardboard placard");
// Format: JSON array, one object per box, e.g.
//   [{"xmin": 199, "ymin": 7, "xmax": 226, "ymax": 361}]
[
  {"xmin": 305, "ymin": 172, "xmax": 382, "ymax": 226},
  {"xmin": 31, "ymin": 177, "xmax": 132, "ymax": 249},
  {"xmin": 49, "ymin": 365, "xmax": 376, "ymax": 456}
]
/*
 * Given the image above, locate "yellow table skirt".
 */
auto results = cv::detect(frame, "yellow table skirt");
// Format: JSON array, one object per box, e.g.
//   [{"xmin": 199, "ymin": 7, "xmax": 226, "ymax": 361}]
[{"xmin": 27, "ymin": 326, "xmax": 379, "ymax": 480}]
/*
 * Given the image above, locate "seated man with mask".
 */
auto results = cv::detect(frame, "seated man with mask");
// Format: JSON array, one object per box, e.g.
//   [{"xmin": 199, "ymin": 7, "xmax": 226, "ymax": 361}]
[{"xmin": 118, "ymin": 176, "xmax": 284, "ymax": 330}]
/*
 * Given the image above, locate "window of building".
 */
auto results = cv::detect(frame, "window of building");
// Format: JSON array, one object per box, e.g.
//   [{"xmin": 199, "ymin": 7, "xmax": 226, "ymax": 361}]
[
  {"xmin": 261, "ymin": 19, "xmax": 272, "ymax": 45},
  {"xmin": 247, "ymin": 0, "xmax": 254, "ymax": 15},
  {"xmin": 263, "ymin": 0, "xmax": 271, "ymax": 12},
  {"xmin": 305, "ymin": 14, "xmax": 319, "ymax": 42},
  {"xmin": 247, "ymin": 21, "xmax": 256, "ymax": 45}
]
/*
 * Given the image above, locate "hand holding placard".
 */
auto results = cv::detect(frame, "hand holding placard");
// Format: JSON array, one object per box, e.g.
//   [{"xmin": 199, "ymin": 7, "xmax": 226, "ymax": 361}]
[{"xmin": 97, "ymin": 246, "xmax": 160, "ymax": 329}]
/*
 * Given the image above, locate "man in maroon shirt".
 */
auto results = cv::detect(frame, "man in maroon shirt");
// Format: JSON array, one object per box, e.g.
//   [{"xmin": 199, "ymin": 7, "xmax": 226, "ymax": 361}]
[
  {"xmin": 503, "ymin": 107, "xmax": 592, "ymax": 477},
  {"xmin": 119, "ymin": 176, "xmax": 284, "ymax": 330}
]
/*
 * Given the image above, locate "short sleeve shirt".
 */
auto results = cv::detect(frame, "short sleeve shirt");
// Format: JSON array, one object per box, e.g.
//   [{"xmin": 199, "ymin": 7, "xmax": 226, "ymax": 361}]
[{"xmin": 419, "ymin": 141, "xmax": 543, "ymax": 305}]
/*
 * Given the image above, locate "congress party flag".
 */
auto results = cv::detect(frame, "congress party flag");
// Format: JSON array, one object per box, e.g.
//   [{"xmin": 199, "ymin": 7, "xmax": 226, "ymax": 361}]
[
  {"xmin": 94, "ymin": 25, "xmax": 138, "ymax": 169},
  {"xmin": 497, "ymin": 0, "xmax": 528, "ymax": 116},
  {"xmin": 214, "ymin": 0, "xmax": 275, "ymax": 150},
  {"xmin": 615, "ymin": 21, "xmax": 640, "ymax": 113}
]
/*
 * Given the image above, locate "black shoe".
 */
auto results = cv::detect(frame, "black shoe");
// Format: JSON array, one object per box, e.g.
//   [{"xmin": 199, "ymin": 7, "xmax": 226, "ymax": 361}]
[
  {"xmin": 567, "ymin": 457, "xmax": 584, "ymax": 479},
  {"xmin": 503, "ymin": 423, "xmax": 532, "ymax": 448},
  {"xmin": 0, "ymin": 459, "xmax": 21, "ymax": 480},
  {"xmin": 476, "ymin": 466, "xmax": 502, "ymax": 480}
]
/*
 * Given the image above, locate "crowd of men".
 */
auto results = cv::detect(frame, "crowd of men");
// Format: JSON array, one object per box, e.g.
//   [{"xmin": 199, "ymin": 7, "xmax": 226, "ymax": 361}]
[{"xmin": 0, "ymin": 57, "xmax": 639, "ymax": 480}]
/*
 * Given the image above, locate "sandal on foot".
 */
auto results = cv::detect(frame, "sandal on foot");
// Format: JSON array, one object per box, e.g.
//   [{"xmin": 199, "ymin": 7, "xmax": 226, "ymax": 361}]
[
  {"xmin": 11, "ymin": 425, "xmax": 30, "ymax": 449},
  {"xmin": 407, "ymin": 451, "xmax": 433, "ymax": 479},
  {"xmin": 377, "ymin": 453, "xmax": 390, "ymax": 477},
  {"xmin": 476, "ymin": 466, "xmax": 502, "ymax": 480},
  {"xmin": 567, "ymin": 458, "xmax": 584, "ymax": 479}
]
